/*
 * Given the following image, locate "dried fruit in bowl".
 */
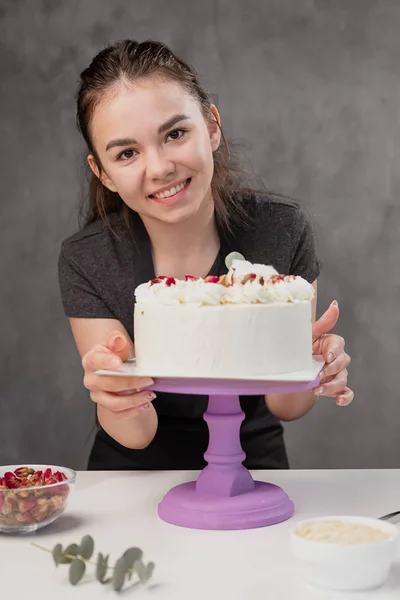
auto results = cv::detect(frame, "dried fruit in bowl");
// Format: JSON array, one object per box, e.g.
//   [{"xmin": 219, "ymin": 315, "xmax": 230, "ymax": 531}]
[{"xmin": 0, "ymin": 466, "xmax": 70, "ymax": 527}]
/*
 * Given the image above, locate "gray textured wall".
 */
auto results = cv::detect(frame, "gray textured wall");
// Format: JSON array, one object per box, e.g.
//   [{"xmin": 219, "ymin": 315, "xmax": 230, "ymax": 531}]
[{"xmin": 1, "ymin": 0, "xmax": 399, "ymax": 470}]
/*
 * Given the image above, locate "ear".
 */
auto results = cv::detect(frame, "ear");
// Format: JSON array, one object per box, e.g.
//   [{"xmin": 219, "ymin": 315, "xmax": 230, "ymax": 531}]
[
  {"xmin": 208, "ymin": 104, "xmax": 221, "ymax": 152},
  {"xmin": 87, "ymin": 154, "xmax": 118, "ymax": 193}
]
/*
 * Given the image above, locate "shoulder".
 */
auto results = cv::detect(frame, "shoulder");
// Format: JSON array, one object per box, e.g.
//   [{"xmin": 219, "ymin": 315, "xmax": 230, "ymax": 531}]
[
  {"xmin": 238, "ymin": 190, "xmax": 313, "ymax": 238},
  {"xmin": 233, "ymin": 189, "xmax": 321, "ymax": 281},
  {"xmin": 60, "ymin": 213, "xmax": 128, "ymax": 264},
  {"xmin": 241, "ymin": 190, "xmax": 303, "ymax": 222}
]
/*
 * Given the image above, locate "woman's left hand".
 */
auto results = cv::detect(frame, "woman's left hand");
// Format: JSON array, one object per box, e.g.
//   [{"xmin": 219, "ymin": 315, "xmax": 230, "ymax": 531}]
[{"xmin": 312, "ymin": 301, "xmax": 354, "ymax": 407}]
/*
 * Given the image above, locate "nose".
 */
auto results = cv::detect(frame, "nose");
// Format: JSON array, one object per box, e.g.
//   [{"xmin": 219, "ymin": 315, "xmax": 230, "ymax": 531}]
[{"xmin": 145, "ymin": 147, "xmax": 175, "ymax": 181}]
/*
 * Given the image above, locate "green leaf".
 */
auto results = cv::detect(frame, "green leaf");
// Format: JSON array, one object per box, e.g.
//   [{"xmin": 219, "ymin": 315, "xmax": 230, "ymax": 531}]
[
  {"xmin": 134, "ymin": 559, "xmax": 146, "ymax": 582},
  {"xmin": 123, "ymin": 547, "xmax": 143, "ymax": 571},
  {"xmin": 79, "ymin": 534, "xmax": 94, "ymax": 560},
  {"xmin": 112, "ymin": 557, "xmax": 127, "ymax": 592},
  {"xmin": 52, "ymin": 543, "xmax": 63, "ymax": 567},
  {"xmin": 58, "ymin": 543, "xmax": 80, "ymax": 564},
  {"xmin": 64, "ymin": 544, "xmax": 80, "ymax": 557},
  {"xmin": 146, "ymin": 562, "xmax": 155, "ymax": 582},
  {"xmin": 69, "ymin": 558, "xmax": 86, "ymax": 585},
  {"xmin": 135, "ymin": 560, "xmax": 155, "ymax": 583},
  {"xmin": 96, "ymin": 552, "xmax": 109, "ymax": 583}
]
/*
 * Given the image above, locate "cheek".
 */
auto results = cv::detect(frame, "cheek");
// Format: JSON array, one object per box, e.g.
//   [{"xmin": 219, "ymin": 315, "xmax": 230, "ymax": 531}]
[
  {"xmin": 107, "ymin": 167, "xmax": 144, "ymax": 206},
  {"xmin": 183, "ymin": 135, "xmax": 214, "ymax": 176}
]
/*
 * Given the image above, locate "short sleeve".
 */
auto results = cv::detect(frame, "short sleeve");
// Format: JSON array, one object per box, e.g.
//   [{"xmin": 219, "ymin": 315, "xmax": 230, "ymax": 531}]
[
  {"xmin": 289, "ymin": 207, "xmax": 322, "ymax": 283},
  {"xmin": 58, "ymin": 245, "xmax": 115, "ymax": 319}
]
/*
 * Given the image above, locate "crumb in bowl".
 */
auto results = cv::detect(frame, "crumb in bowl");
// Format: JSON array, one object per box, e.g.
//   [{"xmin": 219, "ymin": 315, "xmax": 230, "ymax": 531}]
[{"xmin": 295, "ymin": 519, "xmax": 394, "ymax": 545}]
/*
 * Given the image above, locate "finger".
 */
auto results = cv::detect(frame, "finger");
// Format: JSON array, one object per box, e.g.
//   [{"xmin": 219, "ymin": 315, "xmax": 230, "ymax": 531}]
[
  {"xmin": 84, "ymin": 374, "xmax": 154, "ymax": 393},
  {"xmin": 336, "ymin": 386, "xmax": 354, "ymax": 407},
  {"xmin": 106, "ymin": 331, "xmax": 132, "ymax": 363},
  {"xmin": 312, "ymin": 301, "xmax": 339, "ymax": 342},
  {"xmin": 91, "ymin": 389, "xmax": 156, "ymax": 412},
  {"xmin": 322, "ymin": 336, "xmax": 345, "ymax": 365},
  {"xmin": 83, "ymin": 349, "xmax": 125, "ymax": 373},
  {"xmin": 319, "ymin": 352, "xmax": 350, "ymax": 380},
  {"xmin": 313, "ymin": 370, "xmax": 348, "ymax": 397}
]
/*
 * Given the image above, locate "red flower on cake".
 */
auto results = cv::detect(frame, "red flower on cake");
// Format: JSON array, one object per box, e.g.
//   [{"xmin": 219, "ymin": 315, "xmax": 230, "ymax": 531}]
[
  {"xmin": 242, "ymin": 273, "xmax": 257, "ymax": 284},
  {"xmin": 204, "ymin": 276, "xmax": 220, "ymax": 283},
  {"xmin": 185, "ymin": 275, "xmax": 197, "ymax": 281},
  {"xmin": 269, "ymin": 274, "xmax": 284, "ymax": 284},
  {"xmin": 150, "ymin": 276, "xmax": 176, "ymax": 286}
]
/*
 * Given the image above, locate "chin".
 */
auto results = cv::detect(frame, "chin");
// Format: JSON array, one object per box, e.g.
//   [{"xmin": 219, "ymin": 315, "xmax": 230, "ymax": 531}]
[
  {"xmin": 157, "ymin": 207, "xmax": 199, "ymax": 225},
  {"xmin": 151, "ymin": 200, "xmax": 204, "ymax": 225}
]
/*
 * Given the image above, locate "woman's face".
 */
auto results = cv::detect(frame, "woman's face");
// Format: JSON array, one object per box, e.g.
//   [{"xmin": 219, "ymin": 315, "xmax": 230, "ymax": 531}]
[{"xmin": 88, "ymin": 77, "xmax": 221, "ymax": 225}]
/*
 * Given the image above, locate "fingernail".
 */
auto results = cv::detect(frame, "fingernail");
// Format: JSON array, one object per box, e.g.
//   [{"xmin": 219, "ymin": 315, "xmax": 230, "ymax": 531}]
[
  {"xmin": 319, "ymin": 370, "xmax": 324, "ymax": 379},
  {"xmin": 140, "ymin": 403, "xmax": 150, "ymax": 410},
  {"xmin": 337, "ymin": 396, "xmax": 345, "ymax": 406},
  {"xmin": 316, "ymin": 386, "xmax": 324, "ymax": 395},
  {"xmin": 327, "ymin": 352, "xmax": 334, "ymax": 363},
  {"xmin": 110, "ymin": 358, "xmax": 121, "ymax": 368},
  {"xmin": 331, "ymin": 300, "xmax": 338, "ymax": 307},
  {"xmin": 147, "ymin": 392, "xmax": 156, "ymax": 400}
]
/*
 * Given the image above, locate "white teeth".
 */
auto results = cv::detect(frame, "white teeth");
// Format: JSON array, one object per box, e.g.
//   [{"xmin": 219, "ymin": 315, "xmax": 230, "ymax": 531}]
[{"xmin": 154, "ymin": 181, "xmax": 186, "ymax": 199}]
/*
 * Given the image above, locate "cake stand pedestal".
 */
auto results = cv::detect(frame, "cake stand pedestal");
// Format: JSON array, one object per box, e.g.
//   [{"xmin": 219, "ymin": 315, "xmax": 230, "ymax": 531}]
[{"xmin": 149, "ymin": 375, "xmax": 320, "ymax": 530}]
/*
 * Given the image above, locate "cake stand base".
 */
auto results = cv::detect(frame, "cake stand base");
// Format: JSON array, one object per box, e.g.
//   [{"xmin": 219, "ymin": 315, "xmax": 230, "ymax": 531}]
[
  {"xmin": 152, "ymin": 370, "xmax": 321, "ymax": 530},
  {"xmin": 158, "ymin": 480, "xmax": 294, "ymax": 530},
  {"xmin": 97, "ymin": 359, "xmax": 323, "ymax": 531}
]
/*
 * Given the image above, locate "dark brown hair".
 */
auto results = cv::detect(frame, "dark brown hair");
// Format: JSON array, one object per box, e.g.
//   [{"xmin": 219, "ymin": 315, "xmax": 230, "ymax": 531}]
[{"xmin": 76, "ymin": 39, "xmax": 260, "ymax": 233}]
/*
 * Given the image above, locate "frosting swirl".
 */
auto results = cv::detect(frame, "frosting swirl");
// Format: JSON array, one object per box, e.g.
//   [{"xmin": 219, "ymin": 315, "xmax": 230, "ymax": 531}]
[{"xmin": 135, "ymin": 260, "xmax": 315, "ymax": 307}]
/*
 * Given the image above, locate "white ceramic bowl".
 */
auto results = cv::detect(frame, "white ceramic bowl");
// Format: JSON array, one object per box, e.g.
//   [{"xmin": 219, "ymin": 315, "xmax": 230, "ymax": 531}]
[{"xmin": 290, "ymin": 515, "xmax": 399, "ymax": 592}]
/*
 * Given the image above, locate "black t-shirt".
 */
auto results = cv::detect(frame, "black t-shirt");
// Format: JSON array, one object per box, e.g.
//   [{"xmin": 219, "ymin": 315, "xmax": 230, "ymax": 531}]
[{"xmin": 58, "ymin": 192, "xmax": 321, "ymax": 471}]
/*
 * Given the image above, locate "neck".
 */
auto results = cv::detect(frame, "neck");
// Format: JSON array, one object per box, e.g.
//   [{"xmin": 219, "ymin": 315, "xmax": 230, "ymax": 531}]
[{"xmin": 140, "ymin": 196, "xmax": 221, "ymax": 279}]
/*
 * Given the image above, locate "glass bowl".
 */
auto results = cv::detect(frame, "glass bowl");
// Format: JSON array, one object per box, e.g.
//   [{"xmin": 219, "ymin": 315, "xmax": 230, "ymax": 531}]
[{"xmin": 0, "ymin": 464, "xmax": 76, "ymax": 534}]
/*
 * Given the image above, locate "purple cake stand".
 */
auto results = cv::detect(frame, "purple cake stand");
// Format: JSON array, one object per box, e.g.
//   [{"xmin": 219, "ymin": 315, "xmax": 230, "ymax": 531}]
[{"xmin": 148, "ymin": 375, "xmax": 320, "ymax": 531}]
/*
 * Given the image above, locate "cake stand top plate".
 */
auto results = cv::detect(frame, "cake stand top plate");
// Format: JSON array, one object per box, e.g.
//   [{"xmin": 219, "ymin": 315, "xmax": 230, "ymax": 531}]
[{"xmin": 96, "ymin": 356, "xmax": 324, "ymax": 395}]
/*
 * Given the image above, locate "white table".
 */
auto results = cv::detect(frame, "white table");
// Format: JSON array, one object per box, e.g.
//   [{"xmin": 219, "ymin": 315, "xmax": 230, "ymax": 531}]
[{"xmin": 1, "ymin": 469, "xmax": 400, "ymax": 599}]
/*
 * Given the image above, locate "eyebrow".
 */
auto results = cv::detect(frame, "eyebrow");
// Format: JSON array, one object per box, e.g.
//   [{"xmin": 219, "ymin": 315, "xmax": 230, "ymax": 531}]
[{"xmin": 105, "ymin": 114, "xmax": 190, "ymax": 152}]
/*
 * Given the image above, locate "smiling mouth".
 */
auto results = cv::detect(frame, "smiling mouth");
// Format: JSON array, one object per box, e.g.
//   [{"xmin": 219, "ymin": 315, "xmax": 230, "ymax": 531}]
[{"xmin": 149, "ymin": 178, "xmax": 191, "ymax": 200}]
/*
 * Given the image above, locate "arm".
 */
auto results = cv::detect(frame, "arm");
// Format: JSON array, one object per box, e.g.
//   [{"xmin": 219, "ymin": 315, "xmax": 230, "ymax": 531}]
[
  {"xmin": 264, "ymin": 280, "xmax": 319, "ymax": 421},
  {"xmin": 69, "ymin": 317, "xmax": 158, "ymax": 449}
]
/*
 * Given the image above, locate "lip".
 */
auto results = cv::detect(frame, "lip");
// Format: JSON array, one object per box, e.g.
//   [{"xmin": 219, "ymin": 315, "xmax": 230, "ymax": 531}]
[
  {"xmin": 149, "ymin": 178, "xmax": 189, "ymax": 197},
  {"xmin": 149, "ymin": 178, "xmax": 191, "ymax": 206}
]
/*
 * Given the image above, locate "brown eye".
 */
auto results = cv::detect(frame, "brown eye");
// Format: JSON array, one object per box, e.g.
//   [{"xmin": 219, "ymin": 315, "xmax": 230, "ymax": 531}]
[
  {"xmin": 117, "ymin": 149, "xmax": 137, "ymax": 161},
  {"xmin": 166, "ymin": 129, "xmax": 186, "ymax": 142}
]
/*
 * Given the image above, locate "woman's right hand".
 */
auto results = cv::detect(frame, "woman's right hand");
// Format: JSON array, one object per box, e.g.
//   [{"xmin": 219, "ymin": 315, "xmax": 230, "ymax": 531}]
[{"xmin": 81, "ymin": 331, "xmax": 156, "ymax": 419}]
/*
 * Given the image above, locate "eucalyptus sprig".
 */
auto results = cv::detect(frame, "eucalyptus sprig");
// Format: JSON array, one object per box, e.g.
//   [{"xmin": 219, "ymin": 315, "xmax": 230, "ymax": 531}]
[{"xmin": 32, "ymin": 534, "xmax": 155, "ymax": 593}]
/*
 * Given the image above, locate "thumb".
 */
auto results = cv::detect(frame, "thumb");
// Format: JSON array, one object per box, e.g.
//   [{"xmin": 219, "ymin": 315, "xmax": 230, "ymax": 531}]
[
  {"xmin": 312, "ymin": 301, "xmax": 339, "ymax": 342},
  {"xmin": 106, "ymin": 331, "xmax": 132, "ymax": 363}
]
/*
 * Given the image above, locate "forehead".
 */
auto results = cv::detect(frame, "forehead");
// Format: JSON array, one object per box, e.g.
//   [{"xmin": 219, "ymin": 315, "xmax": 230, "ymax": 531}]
[{"xmin": 90, "ymin": 77, "xmax": 202, "ymax": 145}]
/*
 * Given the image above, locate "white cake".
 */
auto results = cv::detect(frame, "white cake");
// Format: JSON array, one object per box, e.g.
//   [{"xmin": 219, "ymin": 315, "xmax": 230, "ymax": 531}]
[{"xmin": 133, "ymin": 259, "xmax": 315, "ymax": 378}]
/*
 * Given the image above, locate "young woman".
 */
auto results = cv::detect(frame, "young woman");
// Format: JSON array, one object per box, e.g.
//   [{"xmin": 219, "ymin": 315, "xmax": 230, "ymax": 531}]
[{"xmin": 58, "ymin": 39, "xmax": 353, "ymax": 471}]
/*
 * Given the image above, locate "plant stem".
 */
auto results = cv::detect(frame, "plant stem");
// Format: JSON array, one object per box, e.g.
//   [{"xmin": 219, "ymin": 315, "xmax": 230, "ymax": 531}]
[
  {"xmin": 31, "ymin": 543, "xmax": 99, "ymax": 568},
  {"xmin": 31, "ymin": 543, "xmax": 135, "ymax": 577}
]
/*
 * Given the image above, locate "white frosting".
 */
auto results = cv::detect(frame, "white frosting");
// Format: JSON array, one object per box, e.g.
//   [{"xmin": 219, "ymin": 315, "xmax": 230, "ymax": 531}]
[
  {"xmin": 133, "ymin": 259, "xmax": 314, "ymax": 377},
  {"xmin": 225, "ymin": 259, "xmax": 278, "ymax": 284},
  {"xmin": 134, "ymin": 259, "xmax": 314, "ymax": 307},
  {"xmin": 134, "ymin": 302, "xmax": 313, "ymax": 377},
  {"xmin": 135, "ymin": 278, "xmax": 226, "ymax": 306}
]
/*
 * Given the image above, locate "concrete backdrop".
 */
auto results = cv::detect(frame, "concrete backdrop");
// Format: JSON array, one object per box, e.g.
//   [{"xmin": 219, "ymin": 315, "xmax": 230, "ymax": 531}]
[{"xmin": 1, "ymin": 0, "xmax": 399, "ymax": 470}]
